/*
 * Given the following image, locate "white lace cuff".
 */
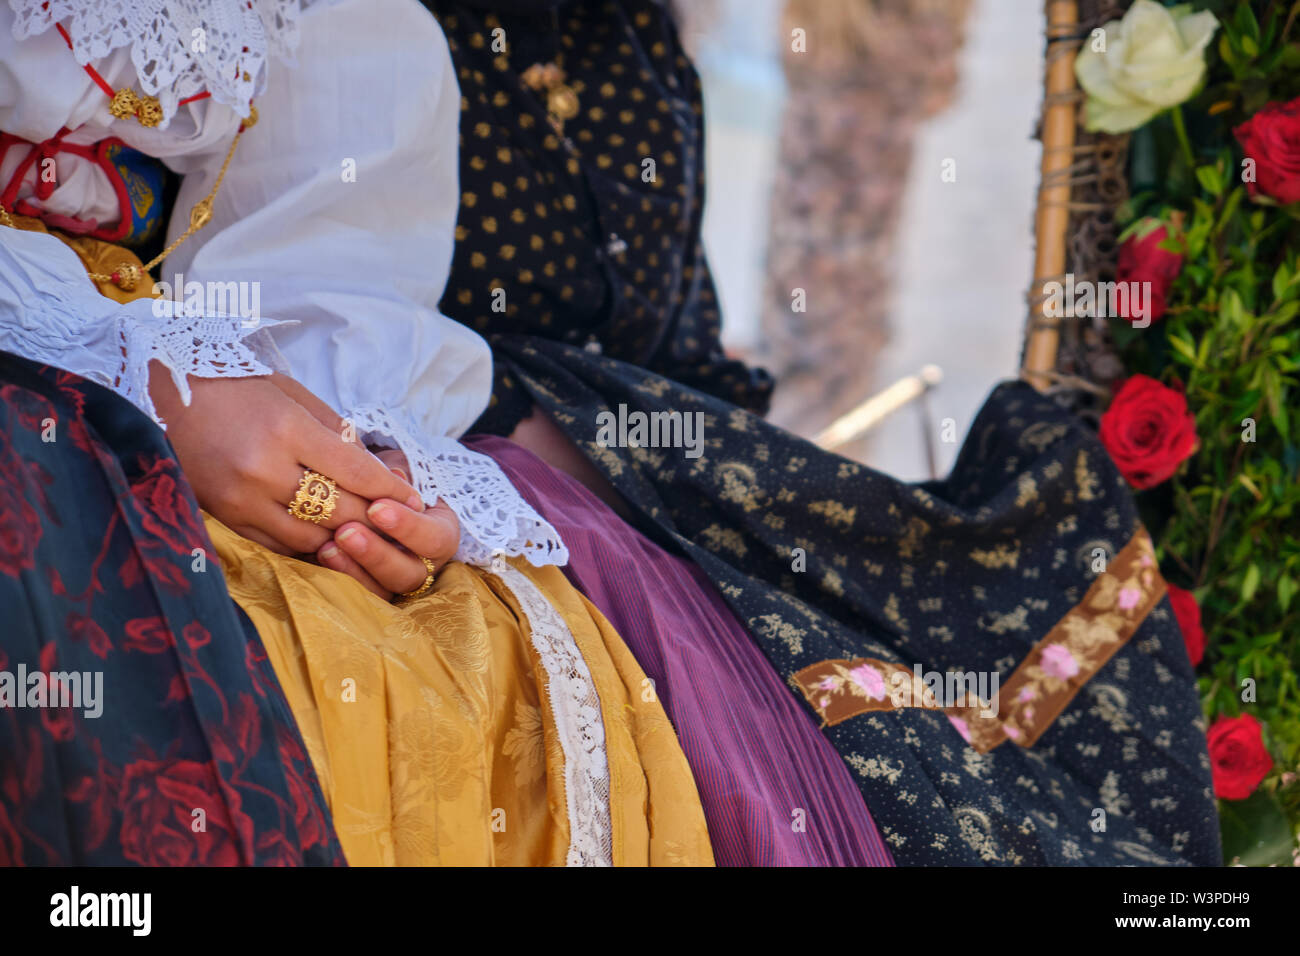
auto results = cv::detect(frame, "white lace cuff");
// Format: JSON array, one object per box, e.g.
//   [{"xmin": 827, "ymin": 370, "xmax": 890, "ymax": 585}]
[
  {"xmin": 0, "ymin": 226, "xmax": 283, "ymax": 424},
  {"xmin": 346, "ymin": 404, "xmax": 569, "ymax": 569},
  {"xmin": 117, "ymin": 303, "xmax": 286, "ymax": 424}
]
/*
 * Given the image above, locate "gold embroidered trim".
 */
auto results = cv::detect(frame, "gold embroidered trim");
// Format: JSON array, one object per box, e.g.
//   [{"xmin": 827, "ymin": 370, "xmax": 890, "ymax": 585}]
[{"xmin": 793, "ymin": 529, "xmax": 1166, "ymax": 754}]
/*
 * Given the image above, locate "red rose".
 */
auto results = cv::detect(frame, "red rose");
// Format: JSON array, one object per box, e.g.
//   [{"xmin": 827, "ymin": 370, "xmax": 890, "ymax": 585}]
[
  {"xmin": 1234, "ymin": 96, "xmax": 1300, "ymax": 206},
  {"xmin": 1206, "ymin": 713, "xmax": 1273, "ymax": 800},
  {"xmin": 121, "ymin": 546, "xmax": 191, "ymax": 597},
  {"xmin": 1099, "ymin": 375, "xmax": 1199, "ymax": 489},
  {"xmin": 1115, "ymin": 219, "xmax": 1183, "ymax": 324},
  {"xmin": 0, "ymin": 802, "xmax": 22, "ymax": 866},
  {"xmin": 281, "ymin": 755, "xmax": 327, "ymax": 854},
  {"xmin": 1166, "ymin": 583, "xmax": 1205, "ymax": 667},
  {"xmin": 66, "ymin": 612, "xmax": 112, "ymax": 658},
  {"xmin": 254, "ymin": 831, "xmax": 300, "ymax": 867},
  {"xmin": 39, "ymin": 640, "xmax": 75, "ymax": 742},
  {"xmin": 0, "ymin": 434, "xmax": 42, "ymax": 576},
  {"xmin": 119, "ymin": 759, "xmax": 252, "ymax": 866},
  {"xmin": 131, "ymin": 456, "xmax": 206, "ymax": 557},
  {"xmin": 0, "ymin": 385, "xmax": 56, "ymax": 435},
  {"xmin": 181, "ymin": 620, "xmax": 211, "ymax": 650},
  {"xmin": 123, "ymin": 616, "xmax": 173, "ymax": 653}
]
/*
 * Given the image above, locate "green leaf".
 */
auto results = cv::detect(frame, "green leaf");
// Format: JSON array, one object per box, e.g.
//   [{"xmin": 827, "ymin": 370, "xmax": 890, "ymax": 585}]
[
  {"xmin": 1234, "ymin": 2, "xmax": 1262, "ymax": 45},
  {"xmin": 1197, "ymin": 165, "xmax": 1223, "ymax": 197},
  {"xmin": 1168, "ymin": 332, "xmax": 1198, "ymax": 365},
  {"xmin": 1242, "ymin": 563, "xmax": 1261, "ymax": 602},
  {"xmin": 1220, "ymin": 790, "xmax": 1295, "ymax": 866},
  {"xmin": 1219, "ymin": 32, "xmax": 1237, "ymax": 67},
  {"xmin": 1217, "ymin": 187, "xmax": 1245, "ymax": 235},
  {"xmin": 1220, "ymin": 288, "xmax": 1246, "ymax": 326},
  {"xmin": 1273, "ymin": 263, "xmax": 1293, "ymax": 303},
  {"xmin": 1279, "ymin": 575, "xmax": 1298, "ymax": 613}
]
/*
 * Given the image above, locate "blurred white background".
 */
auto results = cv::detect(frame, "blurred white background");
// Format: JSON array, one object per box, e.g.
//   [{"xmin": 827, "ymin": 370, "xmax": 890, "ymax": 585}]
[{"xmin": 681, "ymin": 0, "xmax": 1044, "ymax": 480}]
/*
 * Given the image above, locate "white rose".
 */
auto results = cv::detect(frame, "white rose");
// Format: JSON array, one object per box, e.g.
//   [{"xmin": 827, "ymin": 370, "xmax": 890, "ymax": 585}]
[{"xmin": 1074, "ymin": 0, "xmax": 1219, "ymax": 134}]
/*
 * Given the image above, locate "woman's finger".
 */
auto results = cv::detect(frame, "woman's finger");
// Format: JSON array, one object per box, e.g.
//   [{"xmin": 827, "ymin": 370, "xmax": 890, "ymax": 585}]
[
  {"xmin": 294, "ymin": 409, "xmax": 422, "ymax": 510},
  {"xmin": 333, "ymin": 521, "xmax": 431, "ymax": 595},
  {"xmin": 277, "ymin": 462, "xmax": 387, "ymax": 533},
  {"xmin": 245, "ymin": 495, "xmax": 335, "ymax": 555},
  {"xmin": 317, "ymin": 539, "xmax": 390, "ymax": 600},
  {"xmin": 374, "ymin": 448, "xmax": 410, "ymax": 483},
  {"xmin": 270, "ymin": 379, "xmax": 423, "ymax": 512},
  {"xmin": 241, "ymin": 509, "xmax": 394, "ymax": 600},
  {"xmin": 269, "ymin": 372, "xmax": 348, "ymax": 433},
  {"xmin": 230, "ymin": 523, "xmax": 297, "ymax": 556},
  {"xmin": 236, "ymin": 515, "xmax": 394, "ymax": 599},
  {"xmin": 363, "ymin": 498, "xmax": 459, "ymax": 567}
]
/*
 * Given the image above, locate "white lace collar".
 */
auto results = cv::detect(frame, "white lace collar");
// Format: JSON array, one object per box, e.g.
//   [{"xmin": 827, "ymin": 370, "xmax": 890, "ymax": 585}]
[{"xmin": 8, "ymin": 0, "xmax": 311, "ymax": 126}]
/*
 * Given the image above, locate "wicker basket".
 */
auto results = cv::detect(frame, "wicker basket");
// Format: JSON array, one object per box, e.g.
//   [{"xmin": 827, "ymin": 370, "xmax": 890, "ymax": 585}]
[{"xmin": 1023, "ymin": 0, "xmax": 1135, "ymax": 422}]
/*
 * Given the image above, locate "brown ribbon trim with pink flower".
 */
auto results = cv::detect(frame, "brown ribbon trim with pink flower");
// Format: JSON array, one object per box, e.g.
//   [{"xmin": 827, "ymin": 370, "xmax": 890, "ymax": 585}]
[{"xmin": 792, "ymin": 529, "xmax": 1167, "ymax": 754}]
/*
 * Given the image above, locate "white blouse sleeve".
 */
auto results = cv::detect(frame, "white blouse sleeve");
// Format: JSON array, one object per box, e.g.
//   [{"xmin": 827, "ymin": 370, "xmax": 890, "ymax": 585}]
[
  {"xmin": 163, "ymin": 0, "xmax": 566, "ymax": 569},
  {"xmin": 0, "ymin": 226, "xmax": 283, "ymax": 423}
]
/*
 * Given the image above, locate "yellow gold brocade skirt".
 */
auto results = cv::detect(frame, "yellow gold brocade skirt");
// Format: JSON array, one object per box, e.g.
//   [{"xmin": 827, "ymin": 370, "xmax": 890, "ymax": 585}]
[{"xmin": 204, "ymin": 516, "xmax": 713, "ymax": 867}]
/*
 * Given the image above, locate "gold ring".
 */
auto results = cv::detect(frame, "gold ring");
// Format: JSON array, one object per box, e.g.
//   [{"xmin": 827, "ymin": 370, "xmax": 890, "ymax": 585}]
[
  {"xmin": 287, "ymin": 470, "xmax": 339, "ymax": 524},
  {"xmin": 397, "ymin": 556, "xmax": 440, "ymax": 602}
]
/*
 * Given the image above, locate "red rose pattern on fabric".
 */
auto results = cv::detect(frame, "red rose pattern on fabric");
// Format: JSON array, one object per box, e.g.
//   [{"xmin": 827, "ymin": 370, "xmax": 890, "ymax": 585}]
[
  {"xmin": 131, "ymin": 455, "xmax": 209, "ymax": 556},
  {"xmin": 0, "ymin": 352, "xmax": 344, "ymax": 866},
  {"xmin": 1099, "ymin": 374, "xmax": 1199, "ymax": 490},
  {"xmin": 124, "ymin": 616, "xmax": 174, "ymax": 654},
  {"xmin": 120, "ymin": 759, "xmax": 253, "ymax": 866},
  {"xmin": 0, "ymin": 428, "xmax": 44, "ymax": 576}
]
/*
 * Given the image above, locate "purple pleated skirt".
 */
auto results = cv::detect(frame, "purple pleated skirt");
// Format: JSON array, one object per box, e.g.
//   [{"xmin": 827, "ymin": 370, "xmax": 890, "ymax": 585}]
[{"xmin": 467, "ymin": 435, "xmax": 893, "ymax": 867}]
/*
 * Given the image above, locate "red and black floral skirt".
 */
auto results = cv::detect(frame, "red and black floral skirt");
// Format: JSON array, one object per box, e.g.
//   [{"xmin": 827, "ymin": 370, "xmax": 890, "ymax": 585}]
[{"xmin": 0, "ymin": 350, "xmax": 343, "ymax": 865}]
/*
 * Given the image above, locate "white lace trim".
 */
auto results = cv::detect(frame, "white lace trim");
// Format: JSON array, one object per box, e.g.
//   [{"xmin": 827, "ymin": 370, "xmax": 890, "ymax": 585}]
[
  {"xmin": 347, "ymin": 404, "xmax": 569, "ymax": 569},
  {"xmin": 116, "ymin": 305, "xmax": 283, "ymax": 424},
  {"xmin": 8, "ymin": 0, "xmax": 312, "ymax": 125},
  {"xmin": 490, "ymin": 558, "xmax": 612, "ymax": 867}
]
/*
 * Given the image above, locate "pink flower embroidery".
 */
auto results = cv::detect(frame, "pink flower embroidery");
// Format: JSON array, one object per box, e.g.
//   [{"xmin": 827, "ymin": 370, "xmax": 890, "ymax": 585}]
[
  {"xmin": 849, "ymin": 663, "xmax": 887, "ymax": 701},
  {"xmin": 948, "ymin": 715, "xmax": 972, "ymax": 744},
  {"xmin": 1023, "ymin": 707, "xmax": 1035, "ymax": 722},
  {"xmin": 819, "ymin": 695, "xmax": 831, "ymax": 711},
  {"xmin": 1004, "ymin": 724, "xmax": 1022, "ymax": 740},
  {"xmin": 1117, "ymin": 586, "xmax": 1142, "ymax": 610},
  {"xmin": 1017, "ymin": 686, "xmax": 1036, "ymax": 702},
  {"xmin": 818, "ymin": 677, "xmax": 837, "ymax": 691},
  {"xmin": 1041, "ymin": 643, "xmax": 1080, "ymax": 680}
]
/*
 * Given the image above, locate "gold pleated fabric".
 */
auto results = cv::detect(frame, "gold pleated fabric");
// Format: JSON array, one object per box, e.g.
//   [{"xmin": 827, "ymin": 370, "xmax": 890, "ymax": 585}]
[{"xmin": 204, "ymin": 515, "xmax": 713, "ymax": 867}]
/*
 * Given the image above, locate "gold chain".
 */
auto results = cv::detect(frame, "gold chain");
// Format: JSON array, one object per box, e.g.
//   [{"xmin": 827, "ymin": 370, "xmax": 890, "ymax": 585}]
[{"xmin": 0, "ymin": 105, "xmax": 257, "ymax": 292}]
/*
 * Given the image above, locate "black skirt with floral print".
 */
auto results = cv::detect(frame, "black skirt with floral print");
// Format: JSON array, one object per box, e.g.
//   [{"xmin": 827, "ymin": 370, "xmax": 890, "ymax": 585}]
[
  {"xmin": 429, "ymin": 0, "xmax": 1221, "ymax": 865},
  {"xmin": 0, "ymin": 350, "xmax": 344, "ymax": 866}
]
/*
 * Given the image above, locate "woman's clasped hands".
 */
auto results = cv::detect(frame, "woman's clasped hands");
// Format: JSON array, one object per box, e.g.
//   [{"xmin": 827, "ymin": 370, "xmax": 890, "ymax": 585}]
[{"xmin": 150, "ymin": 363, "xmax": 459, "ymax": 600}]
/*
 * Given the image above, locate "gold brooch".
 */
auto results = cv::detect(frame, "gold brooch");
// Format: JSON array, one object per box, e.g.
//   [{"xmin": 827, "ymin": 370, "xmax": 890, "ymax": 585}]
[{"xmin": 522, "ymin": 62, "xmax": 580, "ymax": 134}]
